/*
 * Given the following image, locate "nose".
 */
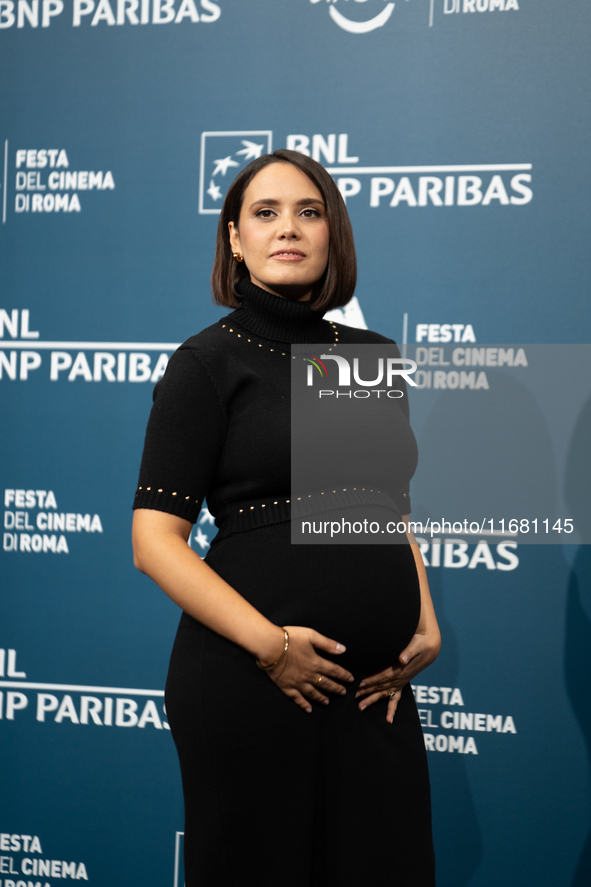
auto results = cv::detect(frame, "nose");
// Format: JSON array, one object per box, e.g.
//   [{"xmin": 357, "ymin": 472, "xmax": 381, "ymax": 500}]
[{"xmin": 278, "ymin": 210, "xmax": 301, "ymax": 239}]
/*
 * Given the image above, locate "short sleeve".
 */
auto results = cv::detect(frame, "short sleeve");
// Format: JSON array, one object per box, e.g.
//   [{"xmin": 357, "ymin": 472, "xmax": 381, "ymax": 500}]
[
  {"xmin": 394, "ymin": 490, "xmax": 412, "ymax": 516},
  {"xmin": 133, "ymin": 346, "xmax": 227, "ymax": 523}
]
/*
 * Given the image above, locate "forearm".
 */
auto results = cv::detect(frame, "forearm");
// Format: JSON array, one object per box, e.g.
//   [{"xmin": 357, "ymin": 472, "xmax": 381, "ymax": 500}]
[
  {"xmin": 132, "ymin": 509, "xmax": 285, "ymax": 664},
  {"xmin": 403, "ymin": 516, "xmax": 441, "ymax": 653}
]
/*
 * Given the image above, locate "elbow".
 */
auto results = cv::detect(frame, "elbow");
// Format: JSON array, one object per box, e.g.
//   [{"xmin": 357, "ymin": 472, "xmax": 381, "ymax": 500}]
[
  {"xmin": 431, "ymin": 631, "xmax": 442, "ymax": 663},
  {"xmin": 132, "ymin": 510, "xmax": 190, "ymax": 576},
  {"xmin": 132, "ymin": 543, "xmax": 146, "ymax": 573},
  {"xmin": 132, "ymin": 513, "xmax": 153, "ymax": 574},
  {"xmin": 132, "ymin": 529, "xmax": 148, "ymax": 574}
]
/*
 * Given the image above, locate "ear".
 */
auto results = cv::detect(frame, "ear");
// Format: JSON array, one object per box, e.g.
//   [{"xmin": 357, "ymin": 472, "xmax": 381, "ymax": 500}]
[{"xmin": 228, "ymin": 221, "xmax": 241, "ymax": 254}]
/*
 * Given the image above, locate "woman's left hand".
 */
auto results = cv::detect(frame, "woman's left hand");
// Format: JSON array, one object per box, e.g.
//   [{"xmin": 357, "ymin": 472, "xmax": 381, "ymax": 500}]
[{"xmin": 355, "ymin": 627, "xmax": 441, "ymax": 724}]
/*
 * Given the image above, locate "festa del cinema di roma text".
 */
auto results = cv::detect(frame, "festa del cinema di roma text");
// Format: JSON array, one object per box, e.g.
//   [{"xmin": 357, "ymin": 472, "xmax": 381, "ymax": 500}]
[{"xmin": 0, "ymin": 832, "xmax": 88, "ymax": 884}]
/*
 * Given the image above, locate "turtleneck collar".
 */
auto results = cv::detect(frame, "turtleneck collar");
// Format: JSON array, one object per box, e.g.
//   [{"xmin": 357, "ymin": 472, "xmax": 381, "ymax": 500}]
[{"xmin": 228, "ymin": 277, "xmax": 334, "ymax": 345}]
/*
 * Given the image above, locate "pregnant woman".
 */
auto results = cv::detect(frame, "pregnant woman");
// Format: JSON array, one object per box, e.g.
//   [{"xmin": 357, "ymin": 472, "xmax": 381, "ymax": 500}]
[{"xmin": 132, "ymin": 149, "xmax": 440, "ymax": 887}]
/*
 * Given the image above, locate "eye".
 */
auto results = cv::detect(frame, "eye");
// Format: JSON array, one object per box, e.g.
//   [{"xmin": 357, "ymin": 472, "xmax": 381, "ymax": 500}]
[
  {"xmin": 301, "ymin": 208, "xmax": 322, "ymax": 218},
  {"xmin": 254, "ymin": 208, "xmax": 276, "ymax": 218}
]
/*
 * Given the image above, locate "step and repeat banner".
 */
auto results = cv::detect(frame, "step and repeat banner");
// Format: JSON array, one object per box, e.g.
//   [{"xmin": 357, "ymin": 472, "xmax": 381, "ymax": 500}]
[{"xmin": 1, "ymin": 2, "xmax": 590, "ymax": 885}]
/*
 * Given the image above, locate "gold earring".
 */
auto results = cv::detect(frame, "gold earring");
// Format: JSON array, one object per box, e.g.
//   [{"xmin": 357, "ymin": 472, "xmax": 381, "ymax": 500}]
[{"xmin": 232, "ymin": 252, "xmax": 244, "ymax": 263}]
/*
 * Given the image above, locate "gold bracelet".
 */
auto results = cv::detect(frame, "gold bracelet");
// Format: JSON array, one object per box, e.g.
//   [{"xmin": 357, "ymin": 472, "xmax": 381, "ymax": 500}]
[{"xmin": 256, "ymin": 629, "xmax": 289, "ymax": 670}]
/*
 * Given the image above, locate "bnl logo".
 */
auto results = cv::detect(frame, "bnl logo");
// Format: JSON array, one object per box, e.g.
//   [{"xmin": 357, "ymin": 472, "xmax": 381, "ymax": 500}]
[{"xmin": 199, "ymin": 131, "xmax": 273, "ymax": 214}]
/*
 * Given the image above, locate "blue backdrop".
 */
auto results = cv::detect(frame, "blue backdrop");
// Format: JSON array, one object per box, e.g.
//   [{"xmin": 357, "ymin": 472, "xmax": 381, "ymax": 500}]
[{"xmin": 1, "ymin": 1, "xmax": 590, "ymax": 885}]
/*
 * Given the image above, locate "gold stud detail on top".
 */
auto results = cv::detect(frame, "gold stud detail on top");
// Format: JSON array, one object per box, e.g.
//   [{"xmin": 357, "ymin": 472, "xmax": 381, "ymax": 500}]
[
  {"xmin": 235, "ymin": 490, "xmax": 390, "ymax": 516},
  {"xmin": 238, "ymin": 498, "xmax": 292, "ymax": 514},
  {"xmin": 220, "ymin": 319, "xmax": 339, "ymax": 353},
  {"xmin": 136, "ymin": 486, "xmax": 199, "ymax": 505},
  {"xmin": 326, "ymin": 321, "xmax": 339, "ymax": 352}
]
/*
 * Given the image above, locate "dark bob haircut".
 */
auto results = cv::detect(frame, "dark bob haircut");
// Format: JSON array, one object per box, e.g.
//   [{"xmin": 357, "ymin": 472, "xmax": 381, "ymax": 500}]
[{"xmin": 211, "ymin": 149, "xmax": 357, "ymax": 313}]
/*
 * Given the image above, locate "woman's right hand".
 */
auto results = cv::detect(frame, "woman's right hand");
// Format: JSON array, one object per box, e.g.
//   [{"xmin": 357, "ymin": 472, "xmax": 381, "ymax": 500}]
[{"xmin": 262, "ymin": 625, "xmax": 354, "ymax": 713}]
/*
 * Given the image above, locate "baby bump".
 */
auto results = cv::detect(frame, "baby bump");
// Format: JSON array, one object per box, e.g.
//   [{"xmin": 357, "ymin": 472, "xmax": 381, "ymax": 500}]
[{"xmin": 205, "ymin": 522, "xmax": 421, "ymax": 676}]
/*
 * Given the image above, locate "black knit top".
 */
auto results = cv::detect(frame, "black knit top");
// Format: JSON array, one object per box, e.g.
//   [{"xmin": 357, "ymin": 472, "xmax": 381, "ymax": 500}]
[{"xmin": 133, "ymin": 279, "xmax": 417, "ymax": 535}]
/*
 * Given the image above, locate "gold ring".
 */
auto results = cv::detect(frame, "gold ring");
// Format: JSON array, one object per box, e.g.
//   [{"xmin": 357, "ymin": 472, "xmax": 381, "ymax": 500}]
[{"xmin": 316, "ymin": 676, "xmax": 323, "ymax": 686}]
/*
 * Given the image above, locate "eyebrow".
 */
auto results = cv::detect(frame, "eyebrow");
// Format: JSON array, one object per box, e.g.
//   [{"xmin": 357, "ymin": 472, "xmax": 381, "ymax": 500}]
[{"xmin": 248, "ymin": 198, "xmax": 325, "ymax": 210}]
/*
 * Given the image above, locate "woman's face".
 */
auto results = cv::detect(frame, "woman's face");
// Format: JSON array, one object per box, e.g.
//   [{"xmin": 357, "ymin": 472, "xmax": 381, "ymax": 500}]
[{"xmin": 228, "ymin": 162, "xmax": 330, "ymax": 302}]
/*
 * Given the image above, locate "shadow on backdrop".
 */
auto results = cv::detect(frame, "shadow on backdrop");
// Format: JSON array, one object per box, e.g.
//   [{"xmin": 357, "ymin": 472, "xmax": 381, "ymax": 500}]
[
  {"xmin": 411, "ymin": 371, "xmax": 559, "ymax": 535},
  {"xmin": 421, "ymin": 563, "xmax": 483, "ymax": 886},
  {"xmin": 412, "ymin": 370, "xmax": 560, "ymax": 886},
  {"xmin": 564, "ymin": 393, "xmax": 591, "ymax": 886}
]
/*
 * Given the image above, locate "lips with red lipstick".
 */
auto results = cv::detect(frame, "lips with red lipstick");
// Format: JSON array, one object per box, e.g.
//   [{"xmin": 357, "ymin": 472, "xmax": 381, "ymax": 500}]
[{"xmin": 270, "ymin": 249, "xmax": 306, "ymax": 261}]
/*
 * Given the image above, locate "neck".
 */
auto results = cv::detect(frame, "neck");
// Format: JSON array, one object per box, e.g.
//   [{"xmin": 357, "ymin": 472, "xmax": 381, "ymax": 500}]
[
  {"xmin": 230, "ymin": 277, "xmax": 333, "ymax": 344},
  {"xmin": 248, "ymin": 276, "xmax": 314, "ymax": 303}
]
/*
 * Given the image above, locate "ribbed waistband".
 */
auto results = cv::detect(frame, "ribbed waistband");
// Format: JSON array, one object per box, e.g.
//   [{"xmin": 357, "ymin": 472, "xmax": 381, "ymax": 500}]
[{"xmin": 213, "ymin": 487, "xmax": 402, "ymax": 540}]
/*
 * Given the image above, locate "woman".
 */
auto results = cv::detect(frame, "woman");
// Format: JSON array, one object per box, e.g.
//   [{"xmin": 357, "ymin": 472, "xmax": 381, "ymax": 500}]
[{"xmin": 132, "ymin": 149, "xmax": 440, "ymax": 886}]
